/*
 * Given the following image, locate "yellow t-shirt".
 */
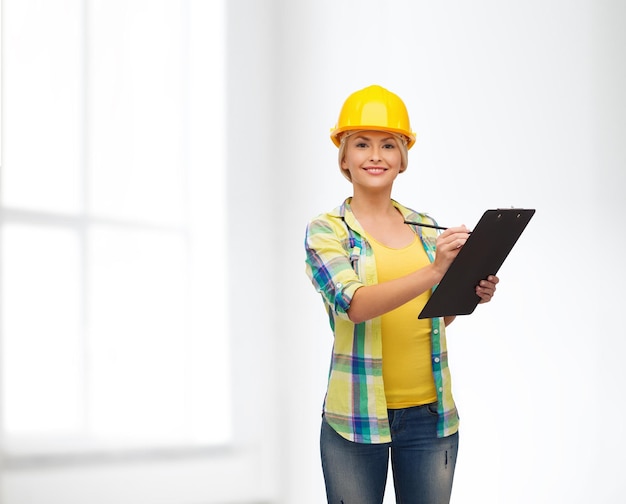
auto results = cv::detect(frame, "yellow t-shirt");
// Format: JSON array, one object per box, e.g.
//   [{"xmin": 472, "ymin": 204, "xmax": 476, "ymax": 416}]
[{"xmin": 366, "ymin": 232, "xmax": 437, "ymax": 409}]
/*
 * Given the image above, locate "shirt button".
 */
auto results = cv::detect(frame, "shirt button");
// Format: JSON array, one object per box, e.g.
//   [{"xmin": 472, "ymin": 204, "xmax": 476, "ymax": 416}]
[
  {"xmin": 336, "ymin": 282, "xmax": 343, "ymax": 289},
  {"xmin": 433, "ymin": 329, "xmax": 439, "ymax": 335},
  {"xmin": 439, "ymin": 387, "xmax": 443, "ymax": 392},
  {"xmin": 434, "ymin": 357, "xmax": 440, "ymax": 363}
]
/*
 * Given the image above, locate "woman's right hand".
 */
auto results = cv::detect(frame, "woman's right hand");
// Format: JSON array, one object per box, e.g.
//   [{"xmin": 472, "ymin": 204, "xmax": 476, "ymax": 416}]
[{"xmin": 432, "ymin": 225, "xmax": 470, "ymax": 274}]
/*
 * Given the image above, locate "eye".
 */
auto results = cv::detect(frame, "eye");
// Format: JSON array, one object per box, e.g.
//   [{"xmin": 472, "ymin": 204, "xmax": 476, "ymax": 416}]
[
  {"xmin": 382, "ymin": 143, "xmax": 396, "ymax": 149},
  {"xmin": 355, "ymin": 142, "xmax": 368, "ymax": 148}
]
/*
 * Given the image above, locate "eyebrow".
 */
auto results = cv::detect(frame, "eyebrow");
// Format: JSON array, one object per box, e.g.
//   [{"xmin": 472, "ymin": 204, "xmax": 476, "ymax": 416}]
[{"xmin": 353, "ymin": 135, "xmax": 397, "ymax": 142}]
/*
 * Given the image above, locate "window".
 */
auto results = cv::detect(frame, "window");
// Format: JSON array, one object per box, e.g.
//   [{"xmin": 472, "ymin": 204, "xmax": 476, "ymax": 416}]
[{"xmin": 1, "ymin": 0, "xmax": 230, "ymax": 457}]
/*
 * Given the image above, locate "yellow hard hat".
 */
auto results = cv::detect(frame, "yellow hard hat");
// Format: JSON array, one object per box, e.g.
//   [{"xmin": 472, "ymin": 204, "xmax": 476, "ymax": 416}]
[{"xmin": 330, "ymin": 84, "xmax": 416, "ymax": 149}]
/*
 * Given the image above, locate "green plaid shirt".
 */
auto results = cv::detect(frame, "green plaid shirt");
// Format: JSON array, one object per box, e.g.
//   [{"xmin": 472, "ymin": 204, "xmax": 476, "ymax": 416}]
[{"xmin": 305, "ymin": 198, "xmax": 459, "ymax": 443}]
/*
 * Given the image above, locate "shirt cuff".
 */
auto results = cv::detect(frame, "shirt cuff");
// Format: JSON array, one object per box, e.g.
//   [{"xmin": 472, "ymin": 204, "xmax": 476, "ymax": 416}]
[{"xmin": 334, "ymin": 280, "xmax": 362, "ymax": 317}]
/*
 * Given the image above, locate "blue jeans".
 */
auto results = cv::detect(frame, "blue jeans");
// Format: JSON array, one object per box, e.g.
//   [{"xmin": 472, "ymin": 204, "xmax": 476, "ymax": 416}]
[{"xmin": 320, "ymin": 403, "xmax": 459, "ymax": 504}]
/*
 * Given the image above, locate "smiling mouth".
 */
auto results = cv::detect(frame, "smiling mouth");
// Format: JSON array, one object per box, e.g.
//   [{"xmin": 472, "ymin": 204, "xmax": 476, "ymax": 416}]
[{"xmin": 364, "ymin": 167, "xmax": 387, "ymax": 173}]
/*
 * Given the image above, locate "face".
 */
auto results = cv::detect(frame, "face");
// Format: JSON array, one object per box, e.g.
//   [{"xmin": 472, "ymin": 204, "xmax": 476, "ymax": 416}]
[{"xmin": 341, "ymin": 130, "xmax": 403, "ymax": 187}]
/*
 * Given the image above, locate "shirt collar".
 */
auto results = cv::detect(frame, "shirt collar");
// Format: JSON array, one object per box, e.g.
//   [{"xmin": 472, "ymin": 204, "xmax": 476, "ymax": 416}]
[{"xmin": 332, "ymin": 197, "xmax": 426, "ymax": 233}]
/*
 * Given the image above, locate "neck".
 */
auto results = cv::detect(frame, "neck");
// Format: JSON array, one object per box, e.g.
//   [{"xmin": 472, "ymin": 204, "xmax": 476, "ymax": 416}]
[{"xmin": 349, "ymin": 190, "xmax": 396, "ymax": 221}]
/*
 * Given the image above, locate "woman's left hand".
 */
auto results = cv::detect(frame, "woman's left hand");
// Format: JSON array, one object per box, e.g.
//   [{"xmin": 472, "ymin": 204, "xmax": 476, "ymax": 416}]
[{"xmin": 476, "ymin": 275, "xmax": 499, "ymax": 304}]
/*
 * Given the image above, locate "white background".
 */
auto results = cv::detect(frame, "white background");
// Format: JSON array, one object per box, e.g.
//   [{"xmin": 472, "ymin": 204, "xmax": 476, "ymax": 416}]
[
  {"xmin": 2, "ymin": 0, "xmax": 625, "ymax": 503},
  {"xmin": 267, "ymin": 0, "xmax": 626, "ymax": 502}
]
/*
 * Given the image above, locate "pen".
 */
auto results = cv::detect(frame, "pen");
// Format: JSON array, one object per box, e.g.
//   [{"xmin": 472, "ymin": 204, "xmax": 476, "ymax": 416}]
[
  {"xmin": 403, "ymin": 221, "xmax": 448, "ymax": 231},
  {"xmin": 404, "ymin": 221, "xmax": 472, "ymax": 233}
]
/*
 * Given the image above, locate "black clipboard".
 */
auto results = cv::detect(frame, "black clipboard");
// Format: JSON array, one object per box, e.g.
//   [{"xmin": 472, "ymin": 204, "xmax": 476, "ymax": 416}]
[{"xmin": 418, "ymin": 208, "xmax": 535, "ymax": 319}]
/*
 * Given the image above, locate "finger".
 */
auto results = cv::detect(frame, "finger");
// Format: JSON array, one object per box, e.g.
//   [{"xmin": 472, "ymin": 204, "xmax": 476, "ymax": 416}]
[
  {"xmin": 479, "ymin": 279, "xmax": 497, "ymax": 290},
  {"xmin": 454, "ymin": 237, "xmax": 467, "ymax": 249},
  {"xmin": 434, "ymin": 239, "xmax": 462, "ymax": 262},
  {"xmin": 438, "ymin": 226, "xmax": 469, "ymax": 242},
  {"xmin": 476, "ymin": 288, "xmax": 493, "ymax": 303},
  {"xmin": 441, "ymin": 224, "xmax": 468, "ymax": 235},
  {"xmin": 439, "ymin": 238, "xmax": 467, "ymax": 252},
  {"xmin": 439, "ymin": 233, "xmax": 469, "ymax": 249}
]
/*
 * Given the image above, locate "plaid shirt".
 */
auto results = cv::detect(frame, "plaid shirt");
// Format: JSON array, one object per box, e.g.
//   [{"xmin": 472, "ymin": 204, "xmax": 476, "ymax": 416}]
[{"xmin": 304, "ymin": 198, "xmax": 459, "ymax": 443}]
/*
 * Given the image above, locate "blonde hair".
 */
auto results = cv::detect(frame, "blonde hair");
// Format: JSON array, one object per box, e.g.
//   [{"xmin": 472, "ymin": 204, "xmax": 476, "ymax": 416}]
[{"xmin": 337, "ymin": 130, "xmax": 409, "ymax": 182}]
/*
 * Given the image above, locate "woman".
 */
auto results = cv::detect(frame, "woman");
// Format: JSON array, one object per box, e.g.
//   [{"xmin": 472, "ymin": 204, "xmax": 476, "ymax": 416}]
[{"xmin": 304, "ymin": 84, "xmax": 499, "ymax": 504}]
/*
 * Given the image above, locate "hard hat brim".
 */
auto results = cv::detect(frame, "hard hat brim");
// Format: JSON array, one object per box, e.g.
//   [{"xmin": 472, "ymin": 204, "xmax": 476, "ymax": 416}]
[{"xmin": 330, "ymin": 126, "xmax": 416, "ymax": 149}]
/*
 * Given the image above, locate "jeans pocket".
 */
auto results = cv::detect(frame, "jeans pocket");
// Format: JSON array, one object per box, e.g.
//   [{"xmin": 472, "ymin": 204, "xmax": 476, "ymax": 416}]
[{"xmin": 425, "ymin": 402, "xmax": 439, "ymax": 417}]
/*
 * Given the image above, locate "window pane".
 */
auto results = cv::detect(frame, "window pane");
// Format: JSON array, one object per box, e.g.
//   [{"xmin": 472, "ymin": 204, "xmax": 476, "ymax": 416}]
[
  {"xmin": 87, "ymin": 0, "xmax": 186, "ymax": 225},
  {"xmin": 1, "ymin": 0, "xmax": 83, "ymax": 213},
  {"xmin": 1, "ymin": 224, "xmax": 83, "ymax": 435},
  {"xmin": 87, "ymin": 225, "xmax": 190, "ymax": 444},
  {"xmin": 1, "ymin": 0, "xmax": 231, "ymax": 454}
]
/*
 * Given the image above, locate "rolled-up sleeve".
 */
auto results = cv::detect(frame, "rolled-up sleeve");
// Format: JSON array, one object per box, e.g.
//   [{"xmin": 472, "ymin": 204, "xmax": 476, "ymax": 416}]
[{"xmin": 304, "ymin": 218, "xmax": 363, "ymax": 319}]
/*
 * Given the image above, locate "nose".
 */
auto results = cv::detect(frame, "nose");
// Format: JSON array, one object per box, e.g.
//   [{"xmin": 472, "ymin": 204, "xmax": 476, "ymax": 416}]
[{"xmin": 369, "ymin": 145, "xmax": 382, "ymax": 162}]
